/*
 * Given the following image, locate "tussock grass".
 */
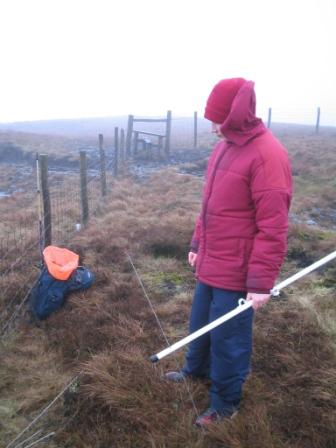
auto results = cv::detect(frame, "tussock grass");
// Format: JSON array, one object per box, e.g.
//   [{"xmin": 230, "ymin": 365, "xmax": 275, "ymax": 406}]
[{"xmin": 0, "ymin": 134, "xmax": 336, "ymax": 447}]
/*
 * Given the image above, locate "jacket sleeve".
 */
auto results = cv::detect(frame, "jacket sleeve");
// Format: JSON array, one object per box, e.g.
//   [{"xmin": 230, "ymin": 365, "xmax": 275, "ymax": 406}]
[{"xmin": 246, "ymin": 157, "xmax": 292, "ymax": 293}]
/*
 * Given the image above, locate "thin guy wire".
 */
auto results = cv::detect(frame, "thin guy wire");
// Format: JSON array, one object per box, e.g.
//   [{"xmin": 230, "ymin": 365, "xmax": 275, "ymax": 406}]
[
  {"xmin": 126, "ymin": 252, "xmax": 169, "ymax": 346},
  {"xmin": 5, "ymin": 375, "xmax": 80, "ymax": 448},
  {"xmin": 0, "ymin": 255, "xmax": 39, "ymax": 313},
  {"xmin": 126, "ymin": 251, "xmax": 201, "ymax": 419},
  {"xmin": 16, "ymin": 431, "xmax": 55, "ymax": 448},
  {"xmin": 0, "ymin": 264, "xmax": 38, "ymax": 322},
  {"xmin": 0, "ymin": 269, "xmax": 38, "ymax": 336},
  {"xmin": 0, "ymin": 240, "xmax": 40, "ymax": 306},
  {"xmin": 13, "ymin": 430, "xmax": 43, "ymax": 448},
  {"xmin": 17, "ymin": 373, "xmax": 89, "ymax": 448}
]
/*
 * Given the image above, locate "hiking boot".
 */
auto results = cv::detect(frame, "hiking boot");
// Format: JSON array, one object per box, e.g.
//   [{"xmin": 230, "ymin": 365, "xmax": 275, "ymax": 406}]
[
  {"xmin": 195, "ymin": 407, "xmax": 238, "ymax": 428},
  {"xmin": 165, "ymin": 371, "xmax": 188, "ymax": 382}
]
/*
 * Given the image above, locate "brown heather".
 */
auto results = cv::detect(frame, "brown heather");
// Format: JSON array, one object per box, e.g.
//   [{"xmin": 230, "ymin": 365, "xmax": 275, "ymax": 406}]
[{"xmin": 1, "ymin": 129, "xmax": 336, "ymax": 447}]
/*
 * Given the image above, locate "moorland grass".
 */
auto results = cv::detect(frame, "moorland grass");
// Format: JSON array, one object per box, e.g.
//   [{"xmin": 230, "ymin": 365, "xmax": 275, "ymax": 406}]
[{"xmin": 0, "ymin": 129, "xmax": 336, "ymax": 447}]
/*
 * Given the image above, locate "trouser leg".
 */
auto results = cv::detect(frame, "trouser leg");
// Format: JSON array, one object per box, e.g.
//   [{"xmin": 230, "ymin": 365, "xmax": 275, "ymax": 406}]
[
  {"xmin": 182, "ymin": 281, "xmax": 211, "ymax": 378},
  {"xmin": 209, "ymin": 289, "xmax": 253, "ymax": 413}
]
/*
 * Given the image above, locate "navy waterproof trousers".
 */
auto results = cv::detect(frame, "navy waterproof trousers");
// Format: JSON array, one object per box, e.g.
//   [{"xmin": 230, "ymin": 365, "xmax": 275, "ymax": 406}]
[{"xmin": 182, "ymin": 281, "xmax": 254, "ymax": 413}]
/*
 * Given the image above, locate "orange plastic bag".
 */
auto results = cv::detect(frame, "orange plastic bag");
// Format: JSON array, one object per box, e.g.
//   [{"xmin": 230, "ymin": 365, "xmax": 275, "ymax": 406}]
[{"xmin": 43, "ymin": 246, "xmax": 79, "ymax": 281}]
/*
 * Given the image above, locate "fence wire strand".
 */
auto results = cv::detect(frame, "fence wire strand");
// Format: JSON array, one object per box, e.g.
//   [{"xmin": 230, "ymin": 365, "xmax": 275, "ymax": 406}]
[
  {"xmin": 13, "ymin": 430, "xmax": 43, "ymax": 448},
  {"xmin": 126, "ymin": 252, "xmax": 201, "ymax": 422},
  {"xmin": 5, "ymin": 374, "xmax": 80, "ymax": 448}
]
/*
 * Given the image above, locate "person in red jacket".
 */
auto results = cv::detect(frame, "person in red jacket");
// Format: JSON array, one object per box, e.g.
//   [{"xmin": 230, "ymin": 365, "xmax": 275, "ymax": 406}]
[{"xmin": 166, "ymin": 78, "xmax": 292, "ymax": 427}]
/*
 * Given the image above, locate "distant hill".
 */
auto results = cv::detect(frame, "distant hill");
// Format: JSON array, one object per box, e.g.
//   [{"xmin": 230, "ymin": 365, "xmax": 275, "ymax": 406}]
[
  {"xmin": 0, "ymin": 115, "xmax": 213, "ymax": 149},
  {"xmin": 1, "ymin": 114, "xmax": 335, "ymax": 140},
  {"xmin": 0, "ymin": 116, "xmax": 130, "ymax": 138}
]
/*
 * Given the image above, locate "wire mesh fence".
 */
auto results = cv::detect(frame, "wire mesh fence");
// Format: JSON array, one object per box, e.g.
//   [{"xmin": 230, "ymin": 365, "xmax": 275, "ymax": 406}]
[
  {"xmin": 49, "ymin": 176, "xmax": 81, "ymax": 246},
  {"xmin": 87, "ymin": 166, "xmax": 105, "ymax": 219},
  {"xmin": 0, "ymin": 174, "xmax": 40, "ymax": 335},
  {"xmin": 0, "ymin": 146, "xmax": 119, "ymax": 337}
]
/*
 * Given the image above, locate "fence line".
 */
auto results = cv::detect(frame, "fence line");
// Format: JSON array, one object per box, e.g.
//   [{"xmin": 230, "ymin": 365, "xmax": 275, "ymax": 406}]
[
  {"xmin": 0, "ymin": 106, "xmax": 333, "ymax": 268},
  {"xmin": 1, "ymin": 107, "xmax": 334, "ymax": 335},
  {"xmin": 1, "ymin": 133, "xmax": 129, "ymax": 442},
  {"xmin": 131, "ymin": 107, "xmax": 332, "ymax": 151},
  {"xmin": 0, "ymin": 133, "xmax": 124, "ymax": 337}
]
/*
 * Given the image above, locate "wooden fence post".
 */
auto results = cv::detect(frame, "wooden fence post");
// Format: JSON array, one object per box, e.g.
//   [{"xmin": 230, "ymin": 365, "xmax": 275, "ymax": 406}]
[
  {"xmin": 114, "ymin": 127, "xmax": 119, "ymax": 177},
  {"xmin": 133, "ymin": 131, "xmax": 139, "ymax": 155},
  {"xmin": 39, "ymin": 154, "xmax": 52, "ymax": 248},
  {"xmin": 165, "ymin": 110, "xmax": 172, "ymax": 157},
  {"xmin": 120, "ymin": 129, "xmax": 125, "ymax": 164},
  {"xmin": 193, "ymin": 111, "xmax": 198, "ymax": 149},
  {"xmin": 158, "ymin": 136, "xmax": 163, "ymax": 157},
  {"xmin": 315, "ymin": 107, "xmax": 321, "ymax": 134},
  {"xmin": 98, "ymin": 134, "xmax": 107, "ymax": 197},
  {"xmin": 267, "ymin": 107, "xmax": 272, "ymax": 129},
  {"xmin": 126, "ymin": 114, "xmax": 134, "ymax": 158},
  {"xmin": 80, "ymin": 151, "xmax": 89, "ymax": 227},
  {"xmin": 148, "ymin": 141, "xmax": 152, "ymax": 159}
]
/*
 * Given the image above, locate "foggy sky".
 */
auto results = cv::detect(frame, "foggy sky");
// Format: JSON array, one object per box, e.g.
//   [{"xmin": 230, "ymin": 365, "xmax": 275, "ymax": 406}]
[{"xmin": 0, "ymin": 0, "xmax": 335, "ymax": 125}]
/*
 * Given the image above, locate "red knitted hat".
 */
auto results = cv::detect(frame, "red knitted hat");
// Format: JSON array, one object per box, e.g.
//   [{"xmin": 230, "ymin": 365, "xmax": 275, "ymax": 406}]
[{"xmin": 204, "ymin": 78, "xmax": 246, "ymax": 123}]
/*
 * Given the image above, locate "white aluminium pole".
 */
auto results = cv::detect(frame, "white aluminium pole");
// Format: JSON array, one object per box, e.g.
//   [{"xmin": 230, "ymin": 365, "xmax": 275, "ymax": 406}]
[
  {"xmin": 150, "ymin": 250, "xmax": 336, "ymax": 362},
  {"xmin": 270, "ymin": 250, "xmax": 336, "ymax": 296},
  {"xmin": 150, "ymin": 299, "xmax": 252, "ymax": 362}
]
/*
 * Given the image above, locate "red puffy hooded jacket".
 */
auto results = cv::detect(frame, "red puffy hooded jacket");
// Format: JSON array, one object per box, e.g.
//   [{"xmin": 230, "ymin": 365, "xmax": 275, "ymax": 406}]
[{"xmin": 191, "ymin": 81, "xmax": 292, "ymax": 293}]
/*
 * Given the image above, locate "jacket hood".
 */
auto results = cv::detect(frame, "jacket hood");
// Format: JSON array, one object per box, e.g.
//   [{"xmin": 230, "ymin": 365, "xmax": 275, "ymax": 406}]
[{"xmin": 220, "ymin": 80, "xmax": 266, "ymax": 146}]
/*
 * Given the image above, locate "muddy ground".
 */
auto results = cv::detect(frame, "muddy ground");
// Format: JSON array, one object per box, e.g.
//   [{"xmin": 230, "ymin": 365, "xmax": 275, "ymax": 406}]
[{"xmin": 1, "ymin": 141, "xmax": 336, "ymax": 232}]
